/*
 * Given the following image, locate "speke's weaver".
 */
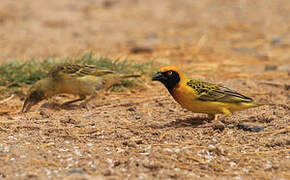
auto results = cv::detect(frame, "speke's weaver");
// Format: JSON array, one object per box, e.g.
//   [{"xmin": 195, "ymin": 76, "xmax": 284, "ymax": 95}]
[
  {"xmin": 152, "ymin": 66, "xmax": 265, "ymax": 127},
  {"xmin": 22, "ymin": 63, "xmax": 141, "ymax": 112}
]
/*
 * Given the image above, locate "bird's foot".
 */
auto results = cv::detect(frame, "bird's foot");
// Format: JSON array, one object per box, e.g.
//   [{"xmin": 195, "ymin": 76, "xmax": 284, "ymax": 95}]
[
  {"xmin": 60, "ymin": 103, "xmax": 78, "ymax": 109},
  {"xmin": 79, "ymin": 102, "xmax": 89, "ymax": 110},
  {"xmin": 196, "ymin": 120, "xmax": 217, "ymax": 128},
  {"xmin": 41, "ymin": 102, "xmax": 60, "ymax": 108},
  {"xmin": 197, "ymin": 120, "xmax": 225, "ymax": 130}
]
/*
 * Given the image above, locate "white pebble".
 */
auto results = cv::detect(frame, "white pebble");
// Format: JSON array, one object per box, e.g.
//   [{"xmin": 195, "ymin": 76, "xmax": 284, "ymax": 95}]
[
  {"xmin": 74, "ymin": 149, "xmax": 82, "ymax": 156},
  {"xmin": 229, "ymin": 162, "xmax": 237, "ymax": 167},
  {"xmin": 87, "ymin": 143, "xmax": 93, "ymax": 147},
  {"xmin": 163, "ymin": 148, "xmax": 173, "ymax": 152},
  {"xmin": 66, "ymin": 157, "xmax": 73, "ymax": 162},
  {"xmin": 208, "ymin": 144, "xmax": 216, "ymax": 149}
]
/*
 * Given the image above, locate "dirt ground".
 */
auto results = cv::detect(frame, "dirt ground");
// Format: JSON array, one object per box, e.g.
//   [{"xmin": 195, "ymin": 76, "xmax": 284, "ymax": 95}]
[{"xmin": 0, "ymin": 0, "xmax": 289, "ymax": 179}]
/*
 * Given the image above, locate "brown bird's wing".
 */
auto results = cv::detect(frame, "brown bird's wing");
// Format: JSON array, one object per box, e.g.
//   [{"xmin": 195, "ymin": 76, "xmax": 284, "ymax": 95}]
[
  {"xmin": 49, "ymin": 63, "xmax": 114, "ymax": 80},
  {"xmin": 186, "ymin": 79, "xmax": 253, "ymax": 103}
]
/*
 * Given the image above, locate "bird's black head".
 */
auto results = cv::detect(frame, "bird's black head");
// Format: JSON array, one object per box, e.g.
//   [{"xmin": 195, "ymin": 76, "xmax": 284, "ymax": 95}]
[{"xmin": 152, "ymin": 68, "xmax": 181, "ymax": 92}]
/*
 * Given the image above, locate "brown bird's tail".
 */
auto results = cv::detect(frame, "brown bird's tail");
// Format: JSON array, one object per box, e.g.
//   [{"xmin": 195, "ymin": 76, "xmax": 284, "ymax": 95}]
[
  {"xmin": 102, "ymin": 73, "xmax": 142, "ymax": 90},
  {"xmin": 119, "ymin": 74, "xmax": 142, "ymax": 78}
]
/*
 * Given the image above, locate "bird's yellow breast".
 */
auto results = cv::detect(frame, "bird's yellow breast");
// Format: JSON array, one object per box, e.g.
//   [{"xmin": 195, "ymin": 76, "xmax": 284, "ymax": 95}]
[{"xmin": 172, "ymin": 83, "xmax": 217, "ymax": 114}]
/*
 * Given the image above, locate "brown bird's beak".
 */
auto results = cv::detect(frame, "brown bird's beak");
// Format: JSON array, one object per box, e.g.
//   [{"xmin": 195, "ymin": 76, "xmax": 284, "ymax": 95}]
[
  {"xmin": 152, "ymin": 72, "xmax": 165, "ymax": 81},
  {"xmin": 22, "ymin": 98, "xmax": 37, "ymax": 113}
]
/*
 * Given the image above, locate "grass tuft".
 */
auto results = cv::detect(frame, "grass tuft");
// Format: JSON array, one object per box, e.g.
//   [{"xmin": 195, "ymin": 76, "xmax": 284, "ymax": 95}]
[{"xmin": 0, "ymin": 52, "xmax": 157, "ymax": 99}]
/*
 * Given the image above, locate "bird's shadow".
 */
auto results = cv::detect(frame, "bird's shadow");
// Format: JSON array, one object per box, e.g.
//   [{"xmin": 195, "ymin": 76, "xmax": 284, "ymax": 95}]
[
  {"xmin": 149, "ymin": 116, "xmax": 209, "ymax": 129},
  {"xmin": 40, "ymin": 102, "xmax": 85, "ymax": 111}
]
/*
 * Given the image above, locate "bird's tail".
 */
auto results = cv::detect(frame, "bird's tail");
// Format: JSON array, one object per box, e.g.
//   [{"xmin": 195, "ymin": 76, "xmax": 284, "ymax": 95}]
[
  {"xmin": 119, "ymin": 74, "xmax": 142, "ymax": 78},
  {"xmin": 102, "ymin": 73, "xmax": 142, "ymax": 90},
  {"xmin": 246, "ymin": 101, "xmax": 274, "ymax": 108},
  {"xmin": 254, "ymin": 102, "xmax": 267, "ymax": 107},
  {"xmin": 91, "ymin": 69, "xmax": 115, "ymax": 76}
]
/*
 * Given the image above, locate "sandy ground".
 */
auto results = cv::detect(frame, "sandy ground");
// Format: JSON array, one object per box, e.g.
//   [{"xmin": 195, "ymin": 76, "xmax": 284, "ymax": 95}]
[{"xmin": 0, "ymin": 0, "xmax": 289, "ymax": 179}]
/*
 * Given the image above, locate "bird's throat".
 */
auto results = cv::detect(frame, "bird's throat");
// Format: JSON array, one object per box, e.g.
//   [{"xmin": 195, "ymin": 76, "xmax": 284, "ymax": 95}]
[{"xmin": 164, "ymin": 82, "xmax": 177, "ymax": 96}]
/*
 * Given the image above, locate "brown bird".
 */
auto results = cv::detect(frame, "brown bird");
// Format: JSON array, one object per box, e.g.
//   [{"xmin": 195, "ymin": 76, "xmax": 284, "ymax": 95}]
[{"xmin": 22, "ymin": 63, "xmax": 140, "ymax": 112}]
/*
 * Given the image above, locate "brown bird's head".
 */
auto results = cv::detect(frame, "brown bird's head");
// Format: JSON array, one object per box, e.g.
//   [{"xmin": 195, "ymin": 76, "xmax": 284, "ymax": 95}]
[
  {"xmin": 152, "ymin": 66, "xmax": 183, "ymax": 91},
  {"xmin": 22, "ymin": 80, "xmax": 47, "ymax": 113}
]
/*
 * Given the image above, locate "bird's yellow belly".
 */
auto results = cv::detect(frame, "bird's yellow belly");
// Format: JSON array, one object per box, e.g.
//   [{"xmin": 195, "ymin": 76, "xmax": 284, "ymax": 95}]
[
  {"xmin": 172, "ymin": 89, "xmax": 253, "ymax": 115},
  {"xmin": 174, "ymin": 95, "xmax": 222, "ymax": 114},
  {"xmin": 58, "ymin": 76, "xmax": 103, "ymax": 96},
  {"xmin": 172, "ymin": 88, "xmax": 230, "ymax": 114}
]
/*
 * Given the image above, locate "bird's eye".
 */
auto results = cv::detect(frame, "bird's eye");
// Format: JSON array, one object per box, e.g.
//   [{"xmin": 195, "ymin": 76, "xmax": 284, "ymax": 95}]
[{"xmin": 167, "ymin": 71, "xmax": 173, "ymax": 75}]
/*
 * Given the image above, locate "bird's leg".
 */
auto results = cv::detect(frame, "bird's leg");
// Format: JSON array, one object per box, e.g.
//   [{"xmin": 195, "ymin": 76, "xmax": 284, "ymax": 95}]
[
  {"xmin": 79, "ymin": 91, "xmax": 97, "ymax": 109},
  {"xmin": 197, "ymin": 114, "xmax": 217, "ymax": 128},
  {"xmin": 208, "ymin": 114, "xmax": 215, "ymax": 121},
  {"xmin": 61, "ymin": 95, "xmax": 86, "ymax": 107},
  {"xmin": 198, "ymin": 108, "xmax": 231, "ymax": 128},
  {"xmin": 79, "ymin": 95, "xmax": 95, "ymax": 109},
  {"xmin": 221, "ymin": 108, "xmax": 231, "ymax": 116}
]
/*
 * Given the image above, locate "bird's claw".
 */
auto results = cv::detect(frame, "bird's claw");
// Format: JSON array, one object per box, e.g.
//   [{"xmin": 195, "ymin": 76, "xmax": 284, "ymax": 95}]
[
  {"xmin": 79, "ymin": 102, "xmax": 89, "ymax": 110},
  {"xmin": 60, "ymin": 103, "xmax": 70, "ymax": 108},
  {"xmin": 197, "ymin": 120, "xmax": 225, "ymax": 130}
]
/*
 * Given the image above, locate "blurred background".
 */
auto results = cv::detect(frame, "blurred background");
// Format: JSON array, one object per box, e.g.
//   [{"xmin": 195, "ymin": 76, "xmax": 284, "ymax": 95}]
[
  {"xmin": 0, "ymin": 0, "xmax": 289, "ymax": 62},
  {"xmin": 0, "ymin": 1, "xmax": 289, "ymax": 179}
]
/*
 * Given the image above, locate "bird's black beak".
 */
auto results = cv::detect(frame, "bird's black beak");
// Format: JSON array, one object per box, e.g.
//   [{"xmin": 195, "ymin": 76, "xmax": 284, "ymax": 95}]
[
  {"xmin": 152, "ymin": 72, "xmax": 167, "ymax": 82},
  {"xmin": 22, "ymin": 98, "xmax": 34, "ymax": 113},
  {"xmin": 152, "ymin": 72, "xmax": 165, "ymax": 81},
  {"xmin": 22, "ymin": 93, "xmax": 42, "ymax": 113}
]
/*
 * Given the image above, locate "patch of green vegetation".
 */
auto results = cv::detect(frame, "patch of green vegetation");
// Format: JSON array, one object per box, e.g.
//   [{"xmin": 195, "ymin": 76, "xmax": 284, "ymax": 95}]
[{"xmin": 0, "ymin": 52, "xmax": 157, "ymax": 99}]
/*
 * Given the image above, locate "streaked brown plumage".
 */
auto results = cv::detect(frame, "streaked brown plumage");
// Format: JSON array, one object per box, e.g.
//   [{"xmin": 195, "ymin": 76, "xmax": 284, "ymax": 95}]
[{"xmin": 22, "ymin": 63, "xmax": 140, "ymax": 112}]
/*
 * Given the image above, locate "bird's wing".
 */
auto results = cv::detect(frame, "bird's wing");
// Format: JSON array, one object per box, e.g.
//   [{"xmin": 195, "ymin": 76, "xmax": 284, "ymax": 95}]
[
  {"xmin": 186, "ymin": 79, "xmax": 253, "ymax": 103},
  {"xmin": 49, "ymin": 63, "xmax": 114, "ymax": 80}
]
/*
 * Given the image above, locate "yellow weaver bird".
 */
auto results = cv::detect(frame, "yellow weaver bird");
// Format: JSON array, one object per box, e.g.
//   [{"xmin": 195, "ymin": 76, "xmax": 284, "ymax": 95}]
[
  {"xmin": 152, "ymin": 66, "xmax": 264, "ymax": 127},
  {"xmin": 22, "ymin": 63, "xmax": 140, "ymax": 112}
]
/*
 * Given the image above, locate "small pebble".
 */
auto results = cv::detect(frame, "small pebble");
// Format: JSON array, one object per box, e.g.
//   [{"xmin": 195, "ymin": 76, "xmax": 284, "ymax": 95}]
[
  {"xmin": 67, "ymin": 169, "xmax": 84, "ymax": 175},
  {"xmin": 264, "ymin": 65, "xmax": 277, "ymax": 71}
]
